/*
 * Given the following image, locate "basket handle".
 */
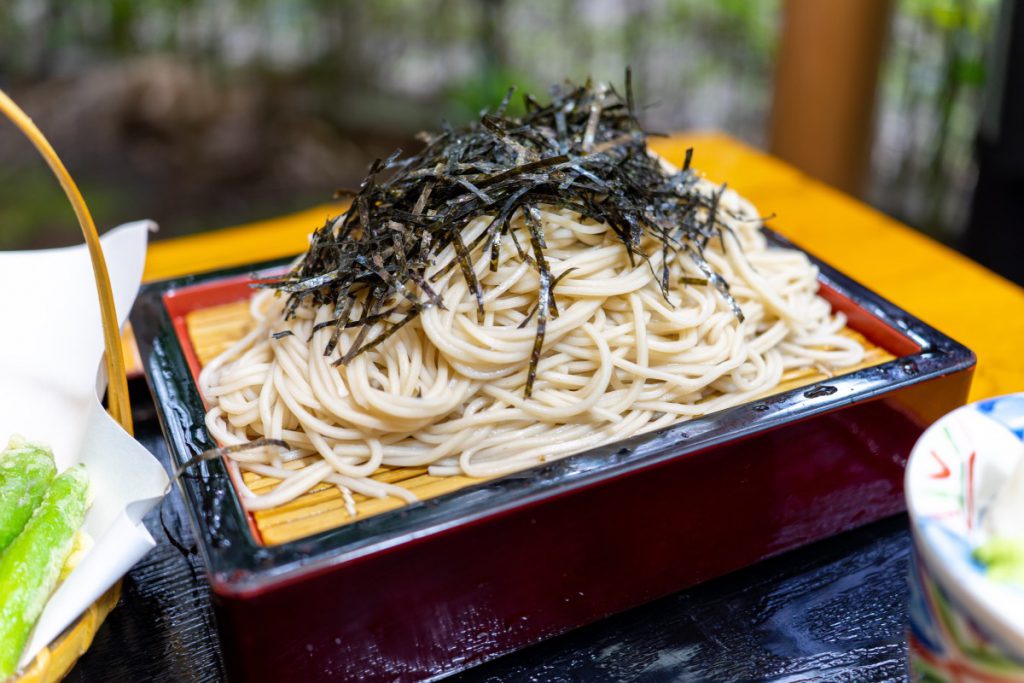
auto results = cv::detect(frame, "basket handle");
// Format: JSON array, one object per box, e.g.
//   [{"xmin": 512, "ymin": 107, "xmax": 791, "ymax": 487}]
[{"xmin": 0, "ymin": 90, "xmax": 133, "ymax": 435}]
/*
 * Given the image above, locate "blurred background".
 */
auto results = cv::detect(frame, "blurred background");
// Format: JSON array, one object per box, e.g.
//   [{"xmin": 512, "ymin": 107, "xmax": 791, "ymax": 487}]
[{"xmin": 0, "ymin": 0, "xmax": 1019, "ymax": 281}]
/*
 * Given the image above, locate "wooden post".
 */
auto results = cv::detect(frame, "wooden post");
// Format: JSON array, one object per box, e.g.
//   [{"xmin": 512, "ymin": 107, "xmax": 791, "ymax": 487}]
[{"xmin": 769, "ymin": 0, "xmax": 894, "ymax": 197}]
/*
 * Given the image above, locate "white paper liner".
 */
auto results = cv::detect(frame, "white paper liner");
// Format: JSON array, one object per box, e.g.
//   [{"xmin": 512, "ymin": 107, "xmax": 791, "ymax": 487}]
[{"xmin": 0, "ymin": 220, "xmax": 169, "ymax": 667}]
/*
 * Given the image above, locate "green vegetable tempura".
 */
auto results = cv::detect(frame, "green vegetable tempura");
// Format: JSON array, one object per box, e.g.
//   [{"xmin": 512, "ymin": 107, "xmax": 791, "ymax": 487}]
[
  {"xmin": 0, "ymin": 437, "xmax": 57, "ymax": 553},
  {"xmin": 0, "ymin": 463, "xmax": 89, "ymax": 678}
]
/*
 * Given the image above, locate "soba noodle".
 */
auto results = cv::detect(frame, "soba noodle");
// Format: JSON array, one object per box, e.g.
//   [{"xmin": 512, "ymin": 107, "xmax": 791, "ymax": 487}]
[{"xmin": 200, "ymin": 179, "xmax": 863, "ymax": 512}]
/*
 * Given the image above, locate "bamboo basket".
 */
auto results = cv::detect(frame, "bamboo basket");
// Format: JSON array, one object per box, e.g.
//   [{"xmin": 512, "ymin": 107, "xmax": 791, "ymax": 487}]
[{"xmin": 1, "ymin": 92, "xmax": 134, "ymax": 682}]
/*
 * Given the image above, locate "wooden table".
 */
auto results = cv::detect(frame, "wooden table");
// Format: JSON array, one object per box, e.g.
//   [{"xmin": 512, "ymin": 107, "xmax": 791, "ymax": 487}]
[{"xmin": 78, "ymin": 133, "xmax": 1024, "ymax": 682}]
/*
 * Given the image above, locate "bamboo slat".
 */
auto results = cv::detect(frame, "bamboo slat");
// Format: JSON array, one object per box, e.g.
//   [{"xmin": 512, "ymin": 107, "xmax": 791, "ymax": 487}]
[{"xmin": 186, "ymin": 300, "xmax": 895, "ymax": 546}]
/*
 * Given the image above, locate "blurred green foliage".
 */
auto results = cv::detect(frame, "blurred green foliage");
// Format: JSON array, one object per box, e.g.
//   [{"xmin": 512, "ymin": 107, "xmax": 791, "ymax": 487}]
[
  {"xmin": 872, "ymin": 0, "xmax": 998, "ymax": 237},
  {"xmin": 0, "ymin": 170, "xmax": 118, "ymax": 249},
  {"xmin": 0, "ymin": 0, "xmax": 1000, "ymax": 247}
]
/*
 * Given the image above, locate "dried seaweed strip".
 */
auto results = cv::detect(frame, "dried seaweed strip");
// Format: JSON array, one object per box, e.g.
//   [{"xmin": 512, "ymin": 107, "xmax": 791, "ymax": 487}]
[
  {"xmin": 455, "ymin": 177, "xmax": 495, "ymax": 204},
  {"xmin": 522, "ymin": 202, "xmax": 555, "ymax": 397},
  {"xmin": 474, "ymin": 154, "xmax": 569, "ymax": 190},
  {"xmin": 350, "ymin": 305, "xmax": 423, "ymax": 359},
  {"xmin": 337, "ymin": 290, "xmax": 384, "ymax": 366},
  {"xmin": 486, "ymin": 185, "xmax": 532, "ymax": 271},
  {"xmin": 625, "ymin": 67, "xmax": 638, "ymax": 129},
  {"xmin": 324, "ymin": 289, "xmax": 355, "ymax": 356},
  {"xmin": 525, "ymin": 271, "xmax": 549, "ymax": 399},
  {"xmin": 448, "ymin": 220, "xmax": 486, "ymax": 317}
]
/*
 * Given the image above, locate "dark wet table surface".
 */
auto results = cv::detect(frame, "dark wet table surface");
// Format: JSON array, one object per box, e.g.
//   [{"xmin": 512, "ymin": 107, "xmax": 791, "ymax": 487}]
[{"xmin": 65, "ymin": 384, "xmax": 911, "ymax": 682}]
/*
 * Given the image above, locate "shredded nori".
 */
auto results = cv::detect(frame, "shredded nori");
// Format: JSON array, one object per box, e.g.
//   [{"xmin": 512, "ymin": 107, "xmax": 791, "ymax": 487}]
[{"xmin": 261, "ymin": 74, "xmax": 748, "ymax": 397}]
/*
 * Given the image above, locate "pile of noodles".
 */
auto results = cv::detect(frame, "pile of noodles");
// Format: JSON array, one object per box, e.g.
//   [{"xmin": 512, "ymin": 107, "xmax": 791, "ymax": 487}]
[{"xmin": 199, "ymin": 178, "xmax": 863, "ymax": 513}]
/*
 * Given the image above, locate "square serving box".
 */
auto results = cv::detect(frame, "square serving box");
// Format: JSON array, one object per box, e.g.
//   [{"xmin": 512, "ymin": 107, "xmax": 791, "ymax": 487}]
[{"xmin": 131, "ymin": 229, "xmax": 975, "ymax": 682}]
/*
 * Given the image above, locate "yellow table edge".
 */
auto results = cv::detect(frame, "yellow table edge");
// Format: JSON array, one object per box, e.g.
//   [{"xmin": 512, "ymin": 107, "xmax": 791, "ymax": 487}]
[{"xmin": 142, "ymin": 131, "xmax": 1024, "ymax": 403}]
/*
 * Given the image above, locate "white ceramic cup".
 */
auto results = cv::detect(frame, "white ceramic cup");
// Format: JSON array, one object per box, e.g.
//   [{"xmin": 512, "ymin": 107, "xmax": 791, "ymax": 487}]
[{"xmin": 906, "ymin": 393, "xmax": 1024, "ymax": 681}]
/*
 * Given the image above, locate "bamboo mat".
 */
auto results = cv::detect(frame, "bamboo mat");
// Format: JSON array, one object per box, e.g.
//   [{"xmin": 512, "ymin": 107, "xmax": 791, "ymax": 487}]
[{"xmin": 186, "ymin": 300, "xmax": 895, "ymax": 546}]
